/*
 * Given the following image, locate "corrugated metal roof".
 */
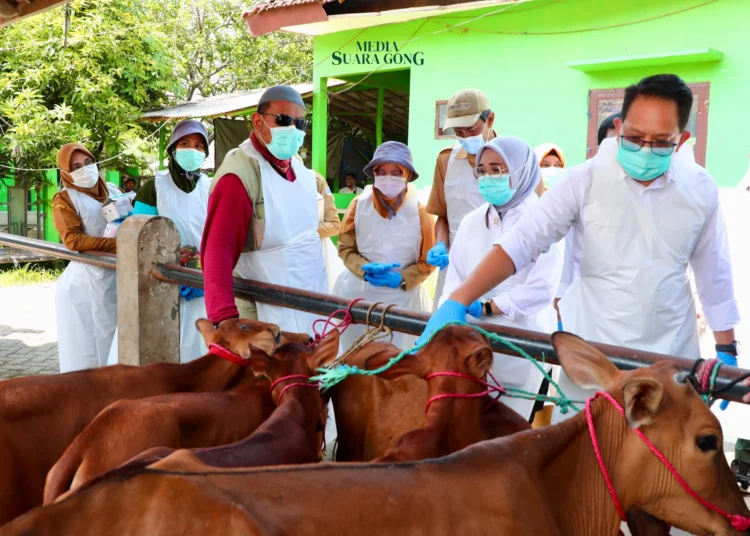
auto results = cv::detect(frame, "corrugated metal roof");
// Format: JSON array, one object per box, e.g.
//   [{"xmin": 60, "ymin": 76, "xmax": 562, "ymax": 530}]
[
  {"xmin": 139, "ymin": 79, "xmax": 347, "ymax": 122},
  {"xmin": 246, "ymin": 0, "xmax": 341, "ymax": 16},
  {"xmin": 0, "ymin": 0, "xmax": 69, "ymax": 29}
]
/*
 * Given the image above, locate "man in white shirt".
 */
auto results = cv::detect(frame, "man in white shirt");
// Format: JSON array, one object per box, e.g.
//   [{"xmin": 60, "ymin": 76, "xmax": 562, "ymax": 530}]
[
  {"xmin": 420, "ymin": 74, "xmax": 740, "ymax": 421},
  {"xmin": 339, "ymin": 172, "xmax": 363, "ymax": 195}
]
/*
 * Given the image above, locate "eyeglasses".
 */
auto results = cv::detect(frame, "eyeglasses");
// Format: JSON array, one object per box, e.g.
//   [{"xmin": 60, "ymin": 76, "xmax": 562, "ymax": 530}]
[
  {"xmin": 620, "ymin": 135, "xmax": 678, "ymax": 156},
  {"xmin": 261, "ymin": 113, "xmax": 310, "ymax": 131},
  {"xmin": 473, "ymin": 165, "xmax": 508, "ymax": 178},
  {"xmin": 71, "ymin": 158, "xmax": 95, "ymax": 171}
]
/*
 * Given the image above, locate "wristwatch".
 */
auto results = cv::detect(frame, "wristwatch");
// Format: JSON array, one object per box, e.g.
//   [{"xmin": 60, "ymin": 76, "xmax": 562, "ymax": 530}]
[
  {"xmin": 482, "ymin": 299, "xmax": 493, "ymax": 317},
  {"xmin": 715, "ymin": 341, "xmax": 741, "ymax": 356}
]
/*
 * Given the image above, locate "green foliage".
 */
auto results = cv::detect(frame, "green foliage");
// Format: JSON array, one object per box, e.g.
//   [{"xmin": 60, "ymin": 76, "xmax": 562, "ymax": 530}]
[
  {"xmin": 0, "ymin": 0, "xmax": 177, "ymax": 185},
  {"xmin": 0, "ymin": 262, "xmax": 64, "ymax": 287}
]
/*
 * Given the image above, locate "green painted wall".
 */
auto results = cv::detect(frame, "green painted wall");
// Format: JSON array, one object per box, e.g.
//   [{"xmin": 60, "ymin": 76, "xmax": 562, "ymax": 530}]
[{"xmin": 313, "ymin": 0, "xmax": 750, "ymax": 188}]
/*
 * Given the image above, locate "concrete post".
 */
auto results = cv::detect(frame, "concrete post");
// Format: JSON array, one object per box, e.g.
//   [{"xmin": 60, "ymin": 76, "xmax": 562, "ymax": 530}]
[{"xmin": 116, "ymin": 216, "xmax": 180, "ymax": 365}]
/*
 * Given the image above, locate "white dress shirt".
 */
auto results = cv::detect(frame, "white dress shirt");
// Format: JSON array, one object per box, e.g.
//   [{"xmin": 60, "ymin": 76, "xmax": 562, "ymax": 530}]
[
  {"xmin": 339, "ymin": 186, "xmax": 363, "ymax": 195},
  {"xmin": 497, "ymin": 153, "xmax": 739, "ymax": 332}
]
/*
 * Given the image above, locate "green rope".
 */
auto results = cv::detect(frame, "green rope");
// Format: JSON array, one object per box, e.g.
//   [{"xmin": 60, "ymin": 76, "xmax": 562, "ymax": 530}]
[
  {"xmin": 312, "ymin": 320, "xmax": 582, "ymax": 414},
  {"xmin": 703, "ymin": 361, "xmax": 722, "ymax": 406}
]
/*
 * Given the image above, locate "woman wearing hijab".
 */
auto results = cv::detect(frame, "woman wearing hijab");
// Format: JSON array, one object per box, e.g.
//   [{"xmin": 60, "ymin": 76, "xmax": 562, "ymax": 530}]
[
  {"xmin": 53, "ymin": 143, "xmax": 122, "ymax": 373},
  {"xmin": 534, "ymin": 143, "xmax": 566, "ymax": 191},
  {"xmin": 334, "ymin": 141, "xmax": 436, "ymax": 350},
  {"xmin": 108, "ymin": 119, "xmax": 211, "ymax": 364},
  {"xmin": 441, "ymin": 136, "xmax": 563, "ymax": 421}
]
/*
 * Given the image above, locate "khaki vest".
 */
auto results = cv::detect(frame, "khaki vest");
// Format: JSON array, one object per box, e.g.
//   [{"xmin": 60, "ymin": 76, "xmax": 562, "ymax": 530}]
[{"xmin": 210, "ymin": 148, "xmax": 322, "ymax": 252}]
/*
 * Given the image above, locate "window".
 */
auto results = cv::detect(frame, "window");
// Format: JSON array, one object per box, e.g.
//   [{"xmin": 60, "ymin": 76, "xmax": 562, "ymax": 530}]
[
  {"xmin": 587, "ymin": 82, "xmax": 710, "ymax": 166},
  {"xmin": 435, "ymin": 100, "xmax": 456, "ymax": 140}
]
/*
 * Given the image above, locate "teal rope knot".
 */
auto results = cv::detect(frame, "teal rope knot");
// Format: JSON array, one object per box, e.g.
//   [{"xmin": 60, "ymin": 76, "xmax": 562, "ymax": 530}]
[{"xmin": 311, "ymin": 320, "xmax": 582, "ymax": 413}]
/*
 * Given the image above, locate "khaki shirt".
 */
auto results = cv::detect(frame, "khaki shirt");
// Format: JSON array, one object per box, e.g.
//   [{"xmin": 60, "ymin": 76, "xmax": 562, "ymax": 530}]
[{"xmin": 52, "ymin": 190, "xmax": 116, "ymax": 253}]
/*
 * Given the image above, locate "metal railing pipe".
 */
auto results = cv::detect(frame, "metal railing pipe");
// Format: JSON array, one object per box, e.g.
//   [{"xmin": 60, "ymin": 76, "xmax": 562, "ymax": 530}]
[{"xmin": 0, "ymin": 232, "xmax": 116, "ymax": 270}]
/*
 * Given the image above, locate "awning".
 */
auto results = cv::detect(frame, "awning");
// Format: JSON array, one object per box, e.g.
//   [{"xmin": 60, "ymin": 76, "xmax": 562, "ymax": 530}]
[
  {"xmin": 139, "ymin": 79, "xmax": 348, "ymax": 123},
  {"xmin": 0, "ymin": 0, "xmax": 67, "ymax": 28}
]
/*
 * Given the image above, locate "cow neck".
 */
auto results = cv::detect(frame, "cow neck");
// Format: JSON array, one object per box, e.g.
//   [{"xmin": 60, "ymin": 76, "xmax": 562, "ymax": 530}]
[
  {"xmin": 177, "ymin": 352, "xmax": 245, "ymax": 392},
  {"xmin": 531, "ymin": 396, "xmax": 627, "ymax": 535},
  {"xmin": 423, "ymin": 373, "xmax": 485, "ymax": 453}
]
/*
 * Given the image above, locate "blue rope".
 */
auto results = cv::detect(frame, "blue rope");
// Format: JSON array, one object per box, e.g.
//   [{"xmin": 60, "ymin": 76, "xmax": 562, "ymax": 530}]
[{"xmin": 312, "ymin": 320, "xmax": 582, "ymax": 414}]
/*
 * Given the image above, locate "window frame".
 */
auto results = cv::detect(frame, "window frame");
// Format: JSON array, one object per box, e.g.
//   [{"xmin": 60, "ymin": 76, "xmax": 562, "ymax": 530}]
[
  {"xmin": 435, "ymin": 100, "xmax": 456, "ymax": 140},
  {"xmin": 587, "ymin": 82, "xmax": 710, "ymax": 167}
]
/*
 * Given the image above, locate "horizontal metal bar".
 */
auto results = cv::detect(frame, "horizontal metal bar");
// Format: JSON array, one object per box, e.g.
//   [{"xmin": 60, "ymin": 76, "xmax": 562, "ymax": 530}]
[
  {"xmin": 0, "ymin": 232, "xmax": 116, "ymax": 270},
  {"xmin": 151, "ymin": 263, "xmax": 750, "ymax": 403}
]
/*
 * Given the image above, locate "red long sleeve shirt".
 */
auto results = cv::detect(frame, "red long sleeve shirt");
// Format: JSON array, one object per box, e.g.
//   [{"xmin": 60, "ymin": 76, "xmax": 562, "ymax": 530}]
[{"xmin": 200, "ymin": 133, "xmax": 296, "ymax": 324}]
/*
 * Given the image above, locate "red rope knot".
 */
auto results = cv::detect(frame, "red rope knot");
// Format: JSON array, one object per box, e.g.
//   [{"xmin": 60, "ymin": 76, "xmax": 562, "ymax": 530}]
[
  {"xmin": 588, "ymin": 390, "xmax": 749, "ymax": 533},
  {"xmin": 308, "ymin": 298, "xmax": 364, "ymax": 347},
  {"xmin": 270, "ymin": 374, "xmax": 320, "ymax": 405},
  {"xmin": 423, "ymin": 371, "xmax": 506, "ymax": 413}
]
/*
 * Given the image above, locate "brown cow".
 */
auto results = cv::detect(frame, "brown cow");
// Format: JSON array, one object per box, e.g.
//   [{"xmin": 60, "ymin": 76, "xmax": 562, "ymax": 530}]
[
  {"xmin": 0, "ymin": 318, "xmax": 282, "ymax": 525},
  {"xmin": 109, "ymin": 329, "xmax": 340, "ymax": 476},
  {"xmin": 7, "ymin": 332, "xmax": 748, "ymax": 535},
  {"xmin": 331, "ymin": 332, "xmax": 529, "ymax": 462},
  {"xmin": 41, "ymin": 319, "xmax": 314, "ymax": 503}
]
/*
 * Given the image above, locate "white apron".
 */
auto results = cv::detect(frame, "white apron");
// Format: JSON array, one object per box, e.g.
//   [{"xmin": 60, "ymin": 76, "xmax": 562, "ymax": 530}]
[
  {"xmin": 318, "ymin": 192, "xmax": 346, "ymax": 291},
  {"xmin": 553, "ymin": 145, "xmax": 707, "ymax": 424},
  {"xmin": 56, "ymin": 183, "xmax": 121, "ymax": 373},
  {"xmin": 455, "ymin": 203, "xmax": 556, "ymax": 421},
  {"xmin": 332, "ymin": 185, "xmax": 430, "ymax": 351},
  {"xmin": 433, "ymin": 144, "xmax": 486, "ymax": 311},
  {"xmin": 234, "ymin": 140, "xmax": 328, "ymax": 333}
]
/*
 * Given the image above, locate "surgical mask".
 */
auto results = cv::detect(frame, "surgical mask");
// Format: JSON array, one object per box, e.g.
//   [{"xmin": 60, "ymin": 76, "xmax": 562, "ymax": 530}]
[
  {"xmin": 374, "ymin": 175, "xmax": 406, "ymax": 199},
  {"xmin": 541, "ymin": 167, "xmax": 563, "ymax": 188},
  {"xmin": 616, "ymin": 137, "xmax": 672, "ymax": 182},
  {"xmin": 174, "ymin": 148, "xmax": 206, "ymax": 172},
  {"xmin": 69, "ymin": 164, "xmax": 99, "ymax": 189},
  {"xmin": 262, "ymin": 118, "xmax": 306, "ymax": 160},
  {"xmin": 478, "ymin": 174, "xmax": 515, "ymax": 206},
  {"xmin": 457, "ymin": 133, "xmax": 485, "ymax": 155}
]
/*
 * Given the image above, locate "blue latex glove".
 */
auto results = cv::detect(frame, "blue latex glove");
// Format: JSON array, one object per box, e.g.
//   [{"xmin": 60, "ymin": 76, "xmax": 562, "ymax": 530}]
[
  {"xmin": 364, "ymin": 272, "xmax": 402, "ymax": 289},
  {"xmin": 717, "ymin": 351, "xmax": 738, "ymax": 410},
  {"xmin": 415, "ymin": 300, "xmax": 468, "ymax": 348},
  {"xmin": 179, "ymin": 285, "xmax": 205, "ymax": 302},
  {"xmin": 361, "ymin": 262, "xmax": 401, "ymax": 275},
  {"xmin": 557, "ymin": 321, "xmax": 563, "ymax": 331},
  {"xmin": 426, "ymin": 241, "xmax": 449, "ymax": 270},
  {"xmin": 467, "ymin": 300, "xmax": 483, "ymax": 319}
]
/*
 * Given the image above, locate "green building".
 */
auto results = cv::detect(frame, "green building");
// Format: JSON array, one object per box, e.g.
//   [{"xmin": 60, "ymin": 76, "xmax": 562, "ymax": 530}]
[{"xmin": 246, "ymin": 0, "xmax": 750, "ymax": 189}]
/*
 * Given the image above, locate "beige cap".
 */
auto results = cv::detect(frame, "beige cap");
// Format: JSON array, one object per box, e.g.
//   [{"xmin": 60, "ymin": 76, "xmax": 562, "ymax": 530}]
[{"xmin": 443, "ymin": 88, "xmax": 491, "ymax": 129}]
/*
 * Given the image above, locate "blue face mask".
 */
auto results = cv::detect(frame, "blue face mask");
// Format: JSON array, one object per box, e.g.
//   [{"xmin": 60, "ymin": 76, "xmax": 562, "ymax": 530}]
[
  {"xmin": 174, "ymin": 149, "xmax": 206, "ymax": 172},
  {"xmin": 263, "ymin": 120, "xmax": 306, "ymax": 161},
  {"xmin": 478, "ymin": 174, "xmax": 516, "ymax": 206},
  {"xmin": 457, "ymin": 133, "xmax": 484, "ymax": 155},
  {"xmin": 616, "ymin": 141, "xmax": 672, "ymax": 182}
]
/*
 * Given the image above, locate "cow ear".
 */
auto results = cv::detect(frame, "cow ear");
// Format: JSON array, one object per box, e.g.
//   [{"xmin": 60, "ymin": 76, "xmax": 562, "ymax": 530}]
[
  {"xmin": 196, "ymin": 319, "xmax": 217, "ymax": 345},
  {"xmin": 623, "ymin": 378, "xmax": 663, "ymax": 429},
  {"xmin": 465, "ymin": 348, "xmax": 493, "ymax": 378},
  {"xmin": 308, "ymin": 330, "xmax": 340, "ymax": 370},
  {"xmin": 552, "ymin": 332, "xmax": 619, "ymax": 390}
]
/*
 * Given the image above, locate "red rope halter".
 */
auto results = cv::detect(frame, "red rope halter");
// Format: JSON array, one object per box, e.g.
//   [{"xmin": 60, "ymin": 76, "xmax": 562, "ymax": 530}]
[
  {"xmin": 423, "ymin": 371, "xmax": 506, "ymax": 413},
  {"xmin": 587, "ymin": 391, "xmax": 750, "ymax": 533},
  {"xmin": 270, "ymin": 374, "xmax": 320, "ymax": 405},
  {"xmin": 208, "ymin": 343, "xmax": 251, "ymax": 366},
  {"xmin": 308, "ymin": 298, "xmax": 364, "ymax": 347}
]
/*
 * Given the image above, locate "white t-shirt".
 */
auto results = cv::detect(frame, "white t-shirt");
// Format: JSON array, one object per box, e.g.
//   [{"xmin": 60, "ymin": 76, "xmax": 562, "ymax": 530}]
[{"xmin": 339, "ymin": 186, "xmax": 363, "ymax": 194}]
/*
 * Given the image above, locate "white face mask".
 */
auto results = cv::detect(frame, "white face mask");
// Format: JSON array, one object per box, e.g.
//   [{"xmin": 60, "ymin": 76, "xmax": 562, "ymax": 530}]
[
  {"xmin": 374, "ymin": 175, "xmax": 406, "ymax": 199},
  {"xmin": 457, "ymin": 133, "xmax": 485, "ymax": 155},
  {"xmin": 70, "ymin": 164, "xmax": 99, "ymax": 188}
]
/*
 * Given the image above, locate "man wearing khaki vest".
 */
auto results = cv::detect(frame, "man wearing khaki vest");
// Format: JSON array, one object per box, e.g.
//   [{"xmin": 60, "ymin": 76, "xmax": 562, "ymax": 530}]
[{"xmin": 200, "ymin": 85, "xmax": 337, "ymax": 332}]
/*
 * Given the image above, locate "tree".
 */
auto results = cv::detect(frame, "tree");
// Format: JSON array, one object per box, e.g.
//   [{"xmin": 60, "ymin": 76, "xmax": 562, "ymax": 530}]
[
  {"xmin": 0, "ymin": 0, "xmax": 177, "ymax": 185},
  {"xmin": 145, "ymin": 0, "xmax": 313, "ymax": 101}
]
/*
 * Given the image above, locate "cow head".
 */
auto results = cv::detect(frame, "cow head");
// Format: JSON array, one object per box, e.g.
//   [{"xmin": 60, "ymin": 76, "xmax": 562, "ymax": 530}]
[
  {"xmin": 356, "ymin": 325, "xmax": 493, "ymax": 381},
  {"xmin": 249, "ymin": 329, "xmax": 340, "ymax": 383},
  {"xmin": 195, "ymin": 318, "xmax": 287, "ymax": 359},
  {"xmin": 552, "ymin": 331, "xmax": 750, "ymax": 536}
]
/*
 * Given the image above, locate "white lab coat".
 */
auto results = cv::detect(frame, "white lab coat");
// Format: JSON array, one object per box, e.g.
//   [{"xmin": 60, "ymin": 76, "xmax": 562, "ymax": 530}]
[
  {"xmin": 552, "ymin": 140, "xmax": 720, "ymax": 424},
  {"xmin": 442, "ymin": 199, "xmax": 562, "ymax": 420},
  {"xmin": 233, "ymin": 140, "xmax": 328, "ymax": 333},
  {"xmin": 318, "ymin": 192, "xmax": 346, "ymax": 292},
  {"xmin": 56, "ymin": 183, "xmax": 121, "ymax": 373},
  {"xmin": 432, "ymin": 143, "xmax": 486, "ymax": 311},
  {"xmin": 333, "ymin": 185, "xmax": 430, "ymax": 351}
]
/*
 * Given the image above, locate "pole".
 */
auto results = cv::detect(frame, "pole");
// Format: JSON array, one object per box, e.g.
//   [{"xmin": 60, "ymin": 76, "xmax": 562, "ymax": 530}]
[
  {"xmin": 159, "ymin": 124, "xmax": 166, "ymax": 171},
  {"xmin": 150, "ymin": 263, "xmax": 750, "ymax": 403},
  {"xmin": 376, "ymin": 86, "xmax": 385, "ymax": 147},
  {"xmin": 0, "ymin": 232, "xmax": 116, "ymax": 269},
  {"xmin": 312, "ymin": 76, "xmax": 328, "ymax": 180}
]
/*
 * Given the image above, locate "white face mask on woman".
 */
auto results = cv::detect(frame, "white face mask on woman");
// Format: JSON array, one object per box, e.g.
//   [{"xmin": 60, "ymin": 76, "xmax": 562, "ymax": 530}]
[
  {"xmin": 374, "ymin": 175, "xmax": 406, "ymax": 199},
  {"xmin": 70, "ymin": 164, "xmax": 100, "ymax": 189}
]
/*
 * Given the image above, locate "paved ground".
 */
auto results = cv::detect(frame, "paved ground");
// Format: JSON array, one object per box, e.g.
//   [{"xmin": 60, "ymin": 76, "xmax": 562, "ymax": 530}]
[{"xmin": 0, "ymin": 283, "xmax": 59, "ymax": 379}]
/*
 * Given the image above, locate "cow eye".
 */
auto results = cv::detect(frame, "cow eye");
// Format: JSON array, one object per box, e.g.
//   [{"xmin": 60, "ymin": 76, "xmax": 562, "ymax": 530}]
[
  {"xmin": 240, "ymin": 324, "xmax": 249, "ymax": 331},
  {"xmin": 274, "ymin": 331, "xmax": 281, "ymax": 344},
  {"xmin": 696, "ymin": 434, "xmax": 719, "ymax": 452}
]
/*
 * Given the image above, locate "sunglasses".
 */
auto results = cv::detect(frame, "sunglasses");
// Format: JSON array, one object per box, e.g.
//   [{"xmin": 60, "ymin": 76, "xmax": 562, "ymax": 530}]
[{"xmin": 261, "ymin": 113, "xmax": 310, "ymax": 131}]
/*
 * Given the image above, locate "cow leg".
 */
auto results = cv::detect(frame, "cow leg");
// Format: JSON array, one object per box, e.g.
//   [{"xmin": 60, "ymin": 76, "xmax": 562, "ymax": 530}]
[{"xmin": 627, "ymin": 509, "xmax": 671, "ymax": 536}]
